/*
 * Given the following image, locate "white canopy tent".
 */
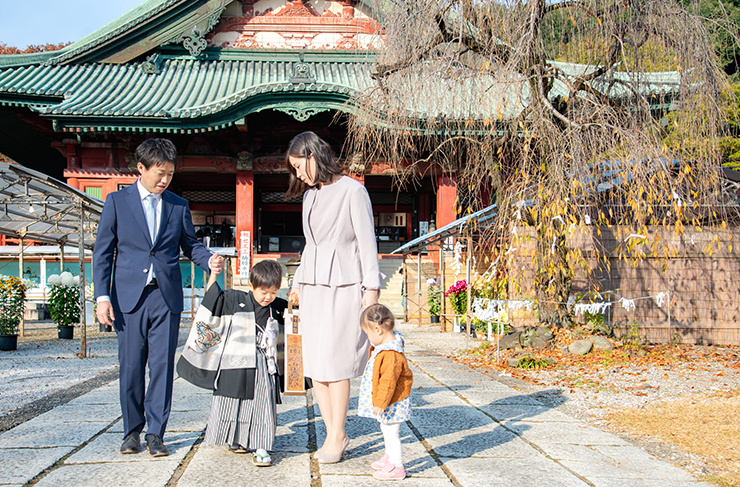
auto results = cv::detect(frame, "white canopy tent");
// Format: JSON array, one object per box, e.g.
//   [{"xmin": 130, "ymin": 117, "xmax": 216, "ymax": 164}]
[{"xmin": 0, "ymin": 162, "xmax": 103, "ymax": 357}]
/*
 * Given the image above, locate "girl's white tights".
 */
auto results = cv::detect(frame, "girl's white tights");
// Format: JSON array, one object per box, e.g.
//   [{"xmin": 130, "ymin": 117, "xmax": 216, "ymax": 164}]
[{"xmin": 380, "ymin": 422, "xmax": 403, "ymax": 467}]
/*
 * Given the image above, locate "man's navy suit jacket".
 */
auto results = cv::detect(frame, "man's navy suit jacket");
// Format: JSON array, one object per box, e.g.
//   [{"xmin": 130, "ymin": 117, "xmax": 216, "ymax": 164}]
[{"xmin": 93, "ymin": 184, "xmax": 211, "ymax": 315}]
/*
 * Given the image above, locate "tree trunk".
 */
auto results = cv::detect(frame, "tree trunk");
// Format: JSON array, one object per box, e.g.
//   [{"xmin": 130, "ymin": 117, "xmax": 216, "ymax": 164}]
[{"xmin": 535, "ymin": 221, "xmax": 573, "ymax": 328}]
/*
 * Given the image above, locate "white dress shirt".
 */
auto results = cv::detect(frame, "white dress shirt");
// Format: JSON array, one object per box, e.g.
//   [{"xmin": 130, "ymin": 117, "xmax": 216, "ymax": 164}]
[{"xmin": 96, "ymin": 180, "xmax": 162, "ymax": 303}]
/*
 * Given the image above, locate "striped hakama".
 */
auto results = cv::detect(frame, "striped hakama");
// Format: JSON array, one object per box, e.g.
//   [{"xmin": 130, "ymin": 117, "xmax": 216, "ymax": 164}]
[{"xmin": 204, "ymin": 350, "xmax": 277, "ymax": 451}]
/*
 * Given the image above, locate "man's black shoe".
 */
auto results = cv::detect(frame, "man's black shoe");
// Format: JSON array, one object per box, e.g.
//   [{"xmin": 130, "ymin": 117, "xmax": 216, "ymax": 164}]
[
  {"xmin": 120, "ymin": 432, "xmax": 140, "ymax": 454},
  {"xmin": 145, "ymin": 434, "xmax": 170, "ymax": 457}
]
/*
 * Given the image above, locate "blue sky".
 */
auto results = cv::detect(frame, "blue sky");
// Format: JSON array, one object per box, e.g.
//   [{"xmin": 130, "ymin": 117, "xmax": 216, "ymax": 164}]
[{"xmin": 0, "ymin": 0, "xmax": 145, "ymax": 49}]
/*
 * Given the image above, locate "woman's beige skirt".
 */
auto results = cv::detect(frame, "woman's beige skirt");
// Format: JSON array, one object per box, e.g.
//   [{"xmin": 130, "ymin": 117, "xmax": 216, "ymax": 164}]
[{"xmin": 298, "ymin": 282, "xmax": 370, "ymax": 382}]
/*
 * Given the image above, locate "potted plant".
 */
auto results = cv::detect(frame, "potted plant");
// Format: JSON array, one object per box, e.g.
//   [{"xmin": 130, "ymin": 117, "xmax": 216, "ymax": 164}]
[
  {"xmin": 445, "ymin": 280, "xmax": 469, "ymax": 332},
  {"xmin": 426, "ymin": 278, "xmax": 441, "ymax": 323},
  {"xmin": 47, "ymin": 272, "xmax": 81, "ymax": 340},
  {"xmin": 0, "ymin": 276, "xmax": 27, "ymax": 351}
]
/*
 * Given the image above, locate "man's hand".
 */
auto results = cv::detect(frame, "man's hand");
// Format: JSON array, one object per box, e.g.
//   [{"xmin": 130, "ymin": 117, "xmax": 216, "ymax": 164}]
[
  {"xmin": 97, "ymin": 301, "xmax": 115, "ymax": 327},
  {"xmin": 208, "ymin": 253, "xmax": 224, "ymax": 274},
  {"xmin": 362, "ymin": 289, "xmax": 380, "ymax": 310}
]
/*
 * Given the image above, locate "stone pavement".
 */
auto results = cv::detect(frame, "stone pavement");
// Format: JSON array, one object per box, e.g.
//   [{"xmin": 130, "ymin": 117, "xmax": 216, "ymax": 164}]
[{"xmin": 0, "ymin": 327, "xmax": 711, "ymax": 487}]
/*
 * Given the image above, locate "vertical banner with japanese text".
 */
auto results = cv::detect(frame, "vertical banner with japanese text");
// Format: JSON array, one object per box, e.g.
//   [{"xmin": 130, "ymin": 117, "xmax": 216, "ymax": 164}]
[{"xmin": 239, "ymin": 230, "xmax": 251, "ymax": 277}]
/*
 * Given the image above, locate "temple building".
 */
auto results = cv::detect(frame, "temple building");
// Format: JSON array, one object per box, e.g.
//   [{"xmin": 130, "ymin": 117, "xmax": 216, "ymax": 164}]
[{"xmin": 0, "ymin": 0, "xmax": 455, "ymax": 305}]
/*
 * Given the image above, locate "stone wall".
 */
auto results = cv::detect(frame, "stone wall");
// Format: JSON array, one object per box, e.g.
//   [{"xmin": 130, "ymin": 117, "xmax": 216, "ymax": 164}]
[{"xmin": 509, "ymin": 227, "xmax": 740, "ymax": 345}]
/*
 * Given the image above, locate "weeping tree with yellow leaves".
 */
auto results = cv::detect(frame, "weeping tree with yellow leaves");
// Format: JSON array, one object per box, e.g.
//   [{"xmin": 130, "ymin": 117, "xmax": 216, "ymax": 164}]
[{"xmin": 347, "ymin": 0, "xmax": 739, "ymax": 328}]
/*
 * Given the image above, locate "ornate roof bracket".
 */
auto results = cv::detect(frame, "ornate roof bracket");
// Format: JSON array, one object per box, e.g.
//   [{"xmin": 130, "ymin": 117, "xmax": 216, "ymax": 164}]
[
  {"xmin": 140, "ymin": 53, "xmax": 163, "ymax": 75},
  {"xmin": 274, "ymin": 103, "xmax": 330, "ymax": 122},
  {"xmin": 290, "ymin": 51, "xmax": 316, "ymax": 84},
  {"xmin": 169, "ymin": 5, "xmax": 227, "ymax": 57},
  {"xmin": 183, "ymin": 27, "xmax": 208, "ymax": 57}
]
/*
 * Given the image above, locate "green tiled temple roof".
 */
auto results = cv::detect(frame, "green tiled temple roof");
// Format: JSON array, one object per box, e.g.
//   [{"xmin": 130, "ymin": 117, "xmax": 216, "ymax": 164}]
[
  {"xmin": 0, "ymin": 51, "xmax": 375, "ymax": 133},
  {"xmin": 0, "ymin": 0, "xmax": 232, "ymax": 68},
  {"xmin": 45, "ymin": 0, "xmax": 179, "ymax": 66}
]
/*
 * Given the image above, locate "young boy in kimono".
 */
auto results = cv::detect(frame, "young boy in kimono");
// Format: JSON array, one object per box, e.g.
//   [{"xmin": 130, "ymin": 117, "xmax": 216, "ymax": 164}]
[{"xmin": 177, "ymin": 260, "xmax": 286, "ymax": 466}]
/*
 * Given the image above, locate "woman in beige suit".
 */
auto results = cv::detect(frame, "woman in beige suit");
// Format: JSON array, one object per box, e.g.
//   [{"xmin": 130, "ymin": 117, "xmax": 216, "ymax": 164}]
[{"xmin": 286, "ymin": 131, "xmax": 381, "ymax": 464}]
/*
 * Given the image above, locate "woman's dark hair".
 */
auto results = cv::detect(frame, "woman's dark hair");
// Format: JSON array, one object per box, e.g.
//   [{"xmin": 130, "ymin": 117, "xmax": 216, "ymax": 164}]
[
  {"xmin": 249, "ymin": 260, "xmax": 283, "ymax": 290},
  {"xmin": 360, "ymin": 303, "xmax": 396, "ymax": 331},
  {"xmin": 284, "ymin": 131, "xmax": 343, "ymax": 198},
  {"xmin": 135, "ymin": 138, "xmax": 177, "ymax": 170}
]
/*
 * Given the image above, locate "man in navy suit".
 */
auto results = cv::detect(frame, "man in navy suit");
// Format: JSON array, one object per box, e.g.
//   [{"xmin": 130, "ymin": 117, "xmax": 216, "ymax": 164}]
[{"xmin": 94, "ymin": 139, "xmax": 224, "ymax": 456}]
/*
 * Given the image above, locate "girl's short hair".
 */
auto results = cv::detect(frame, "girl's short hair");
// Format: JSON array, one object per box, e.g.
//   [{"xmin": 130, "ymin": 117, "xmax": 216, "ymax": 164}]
[
  {"xmin": 284, "ymin": 131, "xmax": 343, "ymax": 198},
  {"xmin": 249, "ymin": 260, "xmax": 283, "ymax": 289},
  {"xmin": 360, "ymin": 304, "xmax": 395, "ymax": 331}
]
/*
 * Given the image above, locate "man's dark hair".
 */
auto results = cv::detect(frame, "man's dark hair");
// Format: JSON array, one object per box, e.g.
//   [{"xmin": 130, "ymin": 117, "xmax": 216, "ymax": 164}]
[
  {"xmin": 135, "ymin": 138, "xmax": 177, "ymax": 171},
  {"xmin": 249, "ymin": 260, "xmax": 283, "ymax": 290}
]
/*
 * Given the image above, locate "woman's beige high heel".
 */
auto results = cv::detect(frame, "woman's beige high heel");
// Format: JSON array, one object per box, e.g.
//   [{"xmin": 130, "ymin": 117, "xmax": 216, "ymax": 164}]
[{"xmin": 317, "ymin": 436, "xmax": 350, "ymax": 464}]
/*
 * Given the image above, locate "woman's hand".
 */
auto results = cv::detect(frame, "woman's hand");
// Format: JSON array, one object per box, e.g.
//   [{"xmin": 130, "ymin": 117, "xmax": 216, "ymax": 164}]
[
  {"xmin": 288, "ymin": 287, "xmax": 300, "ymax": 306},
  {"xmin": 373, "ymin": 406, "xmax": 384, "ymax": 416},
  {"xmin": 362, "ymin": 289, "xmax": 380, "ymax": 309}
]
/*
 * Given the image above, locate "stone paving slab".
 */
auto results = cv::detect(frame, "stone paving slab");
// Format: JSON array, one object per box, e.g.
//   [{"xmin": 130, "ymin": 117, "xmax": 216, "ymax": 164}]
[
  {"xmin": 590, "ymin": 445, "xmax": 701, "ymax": 481},
  {"xmin": 417, "ymin": 423, "xmax": 541, "ymax": 459},
  {"xmin": 583, "ymin": 480, "xmax": 714, "ymax": 487},
  {"xmin": 164, "ymin": 409, "xmax": 209, "ymax": 432},
  {"xmin": 504, "ymin": 419, "xmax": 632, "ymax": 446},
  {"xmin": 461, "ymin": 388, "xmax": 545, "ymax": 406},
  {"xmin": 439, "ymin": 456, "xmax": 591, "ymax": 487},
  {"xmin": 320, "ymin": 423, "xmax": 446, "ymax": 479},
  {"xmin": 274, "ymin": 395, "xmax": 310, "ymax": 453},
  {"xmin": 176, "ymin": 444, "xmax": 311, "ymax": 487},
  {"xmin": 0, "ymin": 446, "xmax": 75, "ymax": 484},
  {"xmin": 478, "ymin": 403, "xmax": 581, "ymax": 423},
  {"xmin": 65, "ymin": 385, "xmax": 120, "ymax": 405},
  {"xmin": 65, "ymin": 431, "xmax": 200, "ymax": 464},
  {"xmin": 0, "ymin": 415, "xmax": 108, "ymax": 448},
  {"xmin": 321, "ymin": 474, "xmax": 453, "ymax": 486},
  {"xmin": 40, "ymin": 402, "xmax": 121, "ymax": 424},
  {"xmin": 410, "ymin": 404, "xmax": 494, "ymax": 429},
  {"xmin": 33, "ymin": 459, "xmax": 182, "ymax": 487}
]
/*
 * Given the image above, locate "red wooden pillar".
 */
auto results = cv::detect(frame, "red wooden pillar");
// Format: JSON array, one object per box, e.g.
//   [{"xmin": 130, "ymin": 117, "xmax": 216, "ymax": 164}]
[
  {"xmin": 437, "ymin": 174, "xmax": 457, "ymax": 229},
  {"xmin": 236, "ymin": 173, "xmax": 254, "ymax": 278},
  {"xmin": 66, "ymin": 177, "xmax": 79, "ymax": 190}
]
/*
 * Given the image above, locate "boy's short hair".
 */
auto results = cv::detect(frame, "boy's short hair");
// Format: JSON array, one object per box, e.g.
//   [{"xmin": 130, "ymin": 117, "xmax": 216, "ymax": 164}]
[
  {"xmin": 135, "ymin": 138, "xmax": 177, "ymax": 170},
  {"xmin": 249, "ymin": 260, "xmax": 283, "ymax": 289}
]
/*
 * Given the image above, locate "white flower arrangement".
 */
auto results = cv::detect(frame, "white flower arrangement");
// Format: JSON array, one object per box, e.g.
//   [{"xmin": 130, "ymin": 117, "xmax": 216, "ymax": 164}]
[
  {"xmin": 60, "ymin": 272, "xmax": 74, "ymax": 287},
  {"xmin": 46, "ymin": 272, "xmax": 81, "ymax": 327},
  {"xmin": 47, "ymin": 272, "xmax": 79, "ymax": 288}
]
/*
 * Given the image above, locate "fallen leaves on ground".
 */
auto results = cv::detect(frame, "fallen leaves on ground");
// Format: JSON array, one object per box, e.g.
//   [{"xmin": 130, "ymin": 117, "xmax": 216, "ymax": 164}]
[{"xmin": 452, "ymin": 328, "xmax": 740, "ymax": 487}]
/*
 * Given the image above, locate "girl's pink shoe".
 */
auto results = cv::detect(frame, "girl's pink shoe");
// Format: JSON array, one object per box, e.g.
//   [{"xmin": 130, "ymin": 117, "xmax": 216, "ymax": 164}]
[
  {"xmin": 373, "ymin": 463, "xmax": 406, "ymax": 480},
  {"xmin": 371, "ymin": 453, "xmax": 390, "ymax": 470}
]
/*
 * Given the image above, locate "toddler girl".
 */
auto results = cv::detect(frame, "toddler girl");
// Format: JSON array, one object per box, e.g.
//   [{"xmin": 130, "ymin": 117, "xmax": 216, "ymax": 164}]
[{"xmin": 357, "ymin": 304, "xmax": 413, "ymax": 480}]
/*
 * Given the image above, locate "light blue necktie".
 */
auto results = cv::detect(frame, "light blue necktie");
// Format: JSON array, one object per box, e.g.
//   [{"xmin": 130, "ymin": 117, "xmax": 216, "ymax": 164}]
[{"xmin": 144, "ymin": 194, "xmax": 158, "ymax": 242}]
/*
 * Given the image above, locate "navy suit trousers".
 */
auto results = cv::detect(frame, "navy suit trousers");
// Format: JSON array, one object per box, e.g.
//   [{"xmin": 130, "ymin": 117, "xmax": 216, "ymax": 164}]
[{"xmin": 116, "ymin": 284, "xmax": 180, "ymax": 438}]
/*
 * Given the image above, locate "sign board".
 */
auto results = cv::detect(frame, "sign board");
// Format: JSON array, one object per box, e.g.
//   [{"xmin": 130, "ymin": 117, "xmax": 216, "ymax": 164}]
[
  {"xmin": 283, "ymin": 302, "xmax": 305, "ymax": 395},
  {"xmin": 239, "ymin": 230, "xmax": 251, "ymax": 276}
]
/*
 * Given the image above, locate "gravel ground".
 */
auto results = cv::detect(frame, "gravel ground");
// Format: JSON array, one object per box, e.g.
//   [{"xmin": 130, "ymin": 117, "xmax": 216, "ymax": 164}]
[
  {"xmin": 0, "ymin": 322, "xmax": 118, "ymax": 415},
  {"xmin": 0, "ymin": 320, "xmax": 191, "ymax": 433},
  {"xmin": 397, "ymin": 321, "xmax": 740, "ymax": 480}
]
